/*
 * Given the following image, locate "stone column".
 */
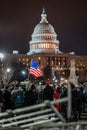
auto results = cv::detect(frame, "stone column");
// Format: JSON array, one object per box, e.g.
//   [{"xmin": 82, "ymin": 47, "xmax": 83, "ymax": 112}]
[{"xmin": 69, "ymin": 59, "xmax": 78, "ymax": 85}]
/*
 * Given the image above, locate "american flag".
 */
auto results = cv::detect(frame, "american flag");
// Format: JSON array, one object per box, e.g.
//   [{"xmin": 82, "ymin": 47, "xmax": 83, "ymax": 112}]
[{"xmin": 29, "ymin": 59, "xmax": 44, "ymax": 78}]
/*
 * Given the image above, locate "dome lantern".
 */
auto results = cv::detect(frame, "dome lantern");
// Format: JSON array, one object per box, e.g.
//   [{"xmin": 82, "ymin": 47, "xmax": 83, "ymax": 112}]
[{"xmin": 40, "ymin": 7, "xmax": 48, "ymax": 23}]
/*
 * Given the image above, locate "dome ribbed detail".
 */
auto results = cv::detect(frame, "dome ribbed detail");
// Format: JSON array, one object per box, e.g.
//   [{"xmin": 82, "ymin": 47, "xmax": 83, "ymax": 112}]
[{"xmin": 33, "ymin": 22, "xmax": 55, "ymax": 34}]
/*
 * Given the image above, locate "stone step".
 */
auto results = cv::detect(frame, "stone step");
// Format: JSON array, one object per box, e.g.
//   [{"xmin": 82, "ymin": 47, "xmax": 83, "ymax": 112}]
[
  {"xmin": 79, "ymin": 108, "xmax": 87, "ymax": 120},
  {"xmin": 81, "ymin": 113, "xmax": 87, "ymax": 116},
  {"xmin": 80, "ymin": 112, "xmax": 87, "ymax": 120},
  {"xmin": 80, "ymin": 115, "xmax": 87, "ymax": 118}
]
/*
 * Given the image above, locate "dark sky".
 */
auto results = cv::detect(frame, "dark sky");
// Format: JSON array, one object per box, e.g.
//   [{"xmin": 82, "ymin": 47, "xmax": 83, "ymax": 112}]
[{"xmin": 0, "ymin": 0, "xmax": 87, "ymax": 55}]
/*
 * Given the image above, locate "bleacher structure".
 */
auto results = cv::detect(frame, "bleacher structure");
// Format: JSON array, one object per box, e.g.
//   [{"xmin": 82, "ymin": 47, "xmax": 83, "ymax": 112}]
[{"xmin": 0, "ymin": 86, "xmax": 87, "ymax": 130}]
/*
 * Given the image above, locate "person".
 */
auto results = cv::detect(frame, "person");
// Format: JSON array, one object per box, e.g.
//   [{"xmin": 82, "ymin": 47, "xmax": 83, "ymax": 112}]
[
  {"xmin": 43, "ymin": 82, "xmax": 54, "ymax": 101},
  {"xmin": 80, "ymin": 86, "xmax": 86, "ymax": 113},
  {"xmin": 70, "ymin": 83, "xmax": 78, "ymax": 121},
  {"xmin": 3, "ymin": 86, "xmax": 14, "ymax": 111},
  {"xmin": 54, "ymin": 87, "xmax": 60, "ymax": 111},
  {"xmin": 60, "ymin": 84, "xmax": 67, "ymax": 119},
  {"xmin": 15, "ymin": 87, "xmax": 24, "ymax": 108},
  {"xmin": 0, "ymin": 89, "xmax": 4, "ymax": 112},
  {"xmin": 23, "ymin": 84, "xmax": 38, "ymax": 107},
  {"xmin": 76, "ymin": 85, "xmax": 82, "ymax": 119}
]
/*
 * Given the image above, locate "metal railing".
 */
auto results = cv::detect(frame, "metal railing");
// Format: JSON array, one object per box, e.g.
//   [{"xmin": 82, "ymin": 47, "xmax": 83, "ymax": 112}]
[
  {"xmin": 0, "ymin": 84, "xmax": 82, "ymax": 130},
  {"xmin": 30, "ymin": 121, "xmax": 87, "ymax": 130}
]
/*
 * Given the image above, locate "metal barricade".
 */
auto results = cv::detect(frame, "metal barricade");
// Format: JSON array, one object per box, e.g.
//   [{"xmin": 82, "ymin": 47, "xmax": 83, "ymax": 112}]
[
  {"xmin": 0, "ymin": 84, "xmax": 80, "ymax": 130},
  {"xmin": 30, "ymin": 121, "xmax": 87, "ymax": 130}
]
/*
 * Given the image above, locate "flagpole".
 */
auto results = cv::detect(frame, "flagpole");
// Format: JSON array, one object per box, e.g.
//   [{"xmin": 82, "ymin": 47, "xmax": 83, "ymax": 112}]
[
  {"xmin": 28, "ymin": 69, "xmax": 30, "ymax": 81},
  {"xmin": 28, "ymin": 59, "xmax": 32, "ymax": 81}
]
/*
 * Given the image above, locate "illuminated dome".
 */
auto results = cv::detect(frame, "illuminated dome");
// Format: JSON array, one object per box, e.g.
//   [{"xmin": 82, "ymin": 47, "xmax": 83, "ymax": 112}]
[
  {"xmin": 33, "ymin": 22, "xmax": 55, "ymax": 34},
  {"xmin": 27, "ymin": 8, "xmax": 61, "ymax": 55}
]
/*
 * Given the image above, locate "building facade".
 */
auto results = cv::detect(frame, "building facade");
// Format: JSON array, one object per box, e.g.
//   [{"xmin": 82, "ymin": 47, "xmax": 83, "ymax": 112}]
[{"xmin": 3, "ymin": 8, "xmax": 87, "ymax": 83}]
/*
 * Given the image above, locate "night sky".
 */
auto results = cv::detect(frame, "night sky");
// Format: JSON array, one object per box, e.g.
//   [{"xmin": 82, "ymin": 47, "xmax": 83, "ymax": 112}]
[{"xmin": 0, "ymin": 0, "xmax": 87, "ymax": 55}]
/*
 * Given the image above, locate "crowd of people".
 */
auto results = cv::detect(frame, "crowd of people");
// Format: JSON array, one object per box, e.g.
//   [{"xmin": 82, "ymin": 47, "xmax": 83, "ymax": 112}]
[{"xmin": 0, "ymin": 81, "xmax": 87, "ymax": 121}]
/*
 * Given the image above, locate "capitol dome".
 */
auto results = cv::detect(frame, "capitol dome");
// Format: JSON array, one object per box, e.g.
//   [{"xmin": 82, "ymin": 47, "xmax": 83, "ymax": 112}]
[
  {"xmin": 27, "ymin": 8, "xmax": 61, "ymax": 55},
  {"xmin": 33, "ymin": 22, "xmax": 55, "ymax": 34}
]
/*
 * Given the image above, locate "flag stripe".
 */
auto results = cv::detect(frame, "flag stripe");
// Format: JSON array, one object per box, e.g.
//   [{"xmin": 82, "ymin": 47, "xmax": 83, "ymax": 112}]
[{"xmin": 30, "ymin": 68, "xmax": 43, "ymax": 77}]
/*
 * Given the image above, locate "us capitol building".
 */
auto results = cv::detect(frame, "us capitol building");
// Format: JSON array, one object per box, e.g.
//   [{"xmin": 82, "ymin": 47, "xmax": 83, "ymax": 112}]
[{"xmin": 4, "ymin": 8, "xmax": 87, "ymax": 83}]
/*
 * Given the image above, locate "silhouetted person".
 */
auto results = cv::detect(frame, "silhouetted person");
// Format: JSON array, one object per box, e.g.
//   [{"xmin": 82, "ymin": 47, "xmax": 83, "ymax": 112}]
[
  {"xmin": 23, "ymin": 84, "xmax": 38, "ymax": 107},
  {"xmin": 3, "ymin": 86, "xmax": 14, "ymax": 111},
  {"xmin": 70, "ymin": 83, "xmax": 78, "ymax": 121},
  {"xmin": 43, "ymin": 82, "xmax": 54, "ymax": 101}
]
